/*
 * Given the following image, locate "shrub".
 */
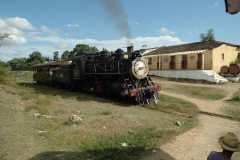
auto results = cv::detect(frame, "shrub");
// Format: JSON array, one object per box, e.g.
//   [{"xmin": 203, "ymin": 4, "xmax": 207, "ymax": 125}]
[
  {"xmin": 0, "ymin": 64, "xmax": 8, "ymax": 84},
  {"xmin": 0, "ymin": 64, "xmax": 8, "ymax": 77},
  {"xmin": 230, "ymin": 59, "xmax": 240, "ymax": 64}
]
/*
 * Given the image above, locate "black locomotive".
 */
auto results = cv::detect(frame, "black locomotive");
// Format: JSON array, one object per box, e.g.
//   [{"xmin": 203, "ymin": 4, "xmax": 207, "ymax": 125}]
[{"xmin": 33, "ymin": 46, "xmax": 161, "ymax": 105}]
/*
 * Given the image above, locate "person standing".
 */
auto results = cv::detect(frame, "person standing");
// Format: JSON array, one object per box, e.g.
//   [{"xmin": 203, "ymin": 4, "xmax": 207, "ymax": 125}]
[{"xmin": 207, "ymin": 132, "xmax": 240, "ymax": 160}]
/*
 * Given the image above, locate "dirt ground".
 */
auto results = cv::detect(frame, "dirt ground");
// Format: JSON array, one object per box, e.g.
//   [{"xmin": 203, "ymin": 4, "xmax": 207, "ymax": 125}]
[{"xmin": 142, "ymin": 79, "xmax": 240, "ymax": 160}]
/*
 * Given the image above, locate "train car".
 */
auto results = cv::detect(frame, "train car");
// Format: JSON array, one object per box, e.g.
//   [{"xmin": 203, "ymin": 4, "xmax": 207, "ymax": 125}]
[
  {"xmin": 33, "ymin": 46, "xmax": 161, "ymax": 105},
  {"xmin": 33, "ymin": 61, "xmax": 69, "ymax": 84}
]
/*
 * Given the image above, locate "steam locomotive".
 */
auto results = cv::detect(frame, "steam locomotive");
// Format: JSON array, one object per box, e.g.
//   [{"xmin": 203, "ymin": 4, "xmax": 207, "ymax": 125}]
[{"xmin": 33, "ymin": 46, "xmax": 161, "ymax": 105}]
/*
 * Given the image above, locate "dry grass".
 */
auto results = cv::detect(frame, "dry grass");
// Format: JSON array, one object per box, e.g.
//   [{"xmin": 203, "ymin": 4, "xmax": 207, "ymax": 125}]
[
  {"xmin": 0, "ymin": 71, "xmax": 199, "ymax": 160},
  {"xmin": 37, "ymin": 95, "xmax": 52, "ymax": 105},
  {"xmin": 224, "ymin": 91, "xmax": 240, "ymax": 118},
  {"xmin": 155, "ymin": 81, "xmax": 226, "ymax": 100}
]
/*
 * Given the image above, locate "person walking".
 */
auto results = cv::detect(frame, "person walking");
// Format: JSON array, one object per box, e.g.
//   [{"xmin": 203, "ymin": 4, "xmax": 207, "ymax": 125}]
[{"xmin": 207, "ymin": 132, "xmax": 240, "ymax": 160}]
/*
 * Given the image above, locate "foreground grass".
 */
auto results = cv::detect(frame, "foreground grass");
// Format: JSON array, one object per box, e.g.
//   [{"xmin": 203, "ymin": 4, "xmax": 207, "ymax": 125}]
[
  {"xmin": 0, "ymin": 71, "xmax": 198, "ymax": 160},
  {"xmin": 225, "ymin": 91, "xmax": 239, "ymax": 107},
  {"xmin": 224, "ymin": 92, "xmax": 240, "ymax": 118},
  {"xmin": 147, "ymin": 95, "xmax": 198, "ymax": 117},
  {"xmin": 157, "ymin": 82, "xmax": 225, "ymax": 100}
]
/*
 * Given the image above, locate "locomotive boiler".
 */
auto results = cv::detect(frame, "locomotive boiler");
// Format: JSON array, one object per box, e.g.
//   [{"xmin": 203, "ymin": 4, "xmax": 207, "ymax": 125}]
[{"xmin": 33, "ymin": 46, "xmax": 161, "ymax": 105}]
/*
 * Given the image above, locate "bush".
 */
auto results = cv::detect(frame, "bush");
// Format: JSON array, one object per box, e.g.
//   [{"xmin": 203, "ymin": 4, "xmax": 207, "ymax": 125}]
[
  {"xmin": 231, "ymin": 59, "xmax": 240, "ymax": 64},
  {"xmin": 0, "ymin": 64, "xmax": 8, "ymax": 77},
  {"xmin": 0, "ymin": 64, "xmax": 8, "ymax": 84}
]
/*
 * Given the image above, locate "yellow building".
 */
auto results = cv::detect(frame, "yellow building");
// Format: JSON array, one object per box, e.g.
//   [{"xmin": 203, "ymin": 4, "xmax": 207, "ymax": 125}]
[
  {"xmin": 144, "ymin": 41, "xmax": 240, "ymax": 73},
  {"xmin": 142, "ymin": 41, "xmax": 240, "ymax": 83}
]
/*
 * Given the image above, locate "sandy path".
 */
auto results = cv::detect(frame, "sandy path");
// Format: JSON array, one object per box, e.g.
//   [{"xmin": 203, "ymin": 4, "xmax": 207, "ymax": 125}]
[
  {"xmin": 155, "ymin": 79, "xmax": 240, "ymax": 115},
  {"xmin": 141, "ymin": 79, "xmax": 240, "ymax": 160},
  {"xmin": 141, "ymin": 115, "xmax": 240, "ymax": 160}
]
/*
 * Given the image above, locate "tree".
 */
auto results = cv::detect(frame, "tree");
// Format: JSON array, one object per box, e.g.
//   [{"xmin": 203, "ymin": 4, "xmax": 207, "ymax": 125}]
[
  {"xmin": 8, "ymin": 58, "xmax": 27, "ymax": 70},
  {"xmin": 44, "ymin": 56, "xmax": 50, "ymax": 62},
  {"xmin": 61, "ymin": 50, "xmax": 70, "ymax": 61},
  {"xmin": 68, "ymin": 51, "xmax": 75, "ymax": 59},
  {"xmin": 199, "ymin": 29, "xmax": 215, "ymax": 42},
  {"xmin": 53, "ymin": 51, "xmax": 60, "ymax": 61},
  {"xmin": 27, "ymin": 51, "xmax": 44, "ymax": 63},
  {"xmin": 0, "ymin": 33, "xmax": 10, "ymax": 47},
  {"xmin": 0, "ymin": 33, "xmax": 9, "ymax": 41},
  {"xmin": 73, "ymin": 44, "xmax": 99, "ymax": 56}
]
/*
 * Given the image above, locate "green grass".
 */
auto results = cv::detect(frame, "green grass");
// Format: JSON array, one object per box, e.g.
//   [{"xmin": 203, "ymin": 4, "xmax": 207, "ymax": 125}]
[
  {"xmin": 191, "ymin": 90, "xmax": 224, "ymax": 100},
  {"xmin": 24, "ymin": 105, "xmax": 50, "ymax": 114},
  {"xmin": 101, "ymin": 110, "xmax": 112, "ymax": 115},
  {"xmin": 224, "ymin": 92, "xmax": 240, "ymax": 118},
  {"xmin": 0, "ymin": 71, "xmax": 199, "ymax": 160},
  {"xmin": 146, "ymin": 94, "xmax": 198, "ymax": 117},
  {"xmin": 224, "ymin": 107, "xmax": 240, "ymax": 118},
  {"xmin": 161, "ymin": 83, "xmax": 225, "ymax": 100},
  {"xmin": 225, "ymin": 91, "xmax": 240, "ymax": 107}
]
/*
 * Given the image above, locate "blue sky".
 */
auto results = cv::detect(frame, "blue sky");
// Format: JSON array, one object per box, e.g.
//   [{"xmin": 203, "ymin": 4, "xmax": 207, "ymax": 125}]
[{"xmin": 0, "ymin": 0, "xmax": 239, "ymax": 61}]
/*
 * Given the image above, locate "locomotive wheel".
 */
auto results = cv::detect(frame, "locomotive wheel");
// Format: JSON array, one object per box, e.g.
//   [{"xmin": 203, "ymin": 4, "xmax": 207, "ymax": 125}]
[{"xmin": 134, "ymin": 96, "xmax": 139, "ymax": 105}]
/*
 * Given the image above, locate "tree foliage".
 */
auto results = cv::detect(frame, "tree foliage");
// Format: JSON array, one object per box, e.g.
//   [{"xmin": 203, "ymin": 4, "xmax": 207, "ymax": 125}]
[
  {"xmin": 61, "ymin": 50, "xmax": 70, "ymax": 61},
  {"xmin": 199, "ymin": 29, "xmax": 215, "ymax": 42},
  {"xmin": 68, "ymin": 51, "xmax": 75, "ymax": 59},
  {"xmin": 73, "ymin": 44, "xmax": 99, "ymax": 56},
  {"xmin": 53, "ymin": 51, "xmax": 60, "ymax": 61},
  {"xmin": 8, "ymin": 51, "xmax": 45, "ymax": 70},
  {"xmin": 0, "ymin": 63, "xmax": 8, "ymax": 83},
  {"xmin": 5, "ymin": 44, "xmax": 99, "ymax": 70}
]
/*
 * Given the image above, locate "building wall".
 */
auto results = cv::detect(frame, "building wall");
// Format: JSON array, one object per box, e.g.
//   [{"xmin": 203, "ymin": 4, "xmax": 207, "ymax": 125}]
[
  {"xmin": 145, "ymin": 44, "xmax": 238, "ymax": 72},
  {"xmin": 204, "ymin": 50, "xmax": 213, "ymax": 70},
  {"xmin": 147, "ymin": 57, "xmax": 158, "ymax": 70},
  {"xmin": 161, "ymin": 56, "xmax": 170, "ymax": 69},
  {"xmin": 187, "ymin": 54, "xmax": 197, "ymax": 69},
  {"xmin": 176, "ymin": 55, "xmax": 182, "ymax": 69},
  {"xmin": 212, "ymin": 44, "xmax": 238, "ymax": 73}
]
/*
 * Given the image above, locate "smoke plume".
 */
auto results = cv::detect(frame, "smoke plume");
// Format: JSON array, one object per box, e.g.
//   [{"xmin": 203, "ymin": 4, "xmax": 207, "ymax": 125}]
[{"xmin": 100, "ymin": 0, "xmax": 132, "ymax": 45}]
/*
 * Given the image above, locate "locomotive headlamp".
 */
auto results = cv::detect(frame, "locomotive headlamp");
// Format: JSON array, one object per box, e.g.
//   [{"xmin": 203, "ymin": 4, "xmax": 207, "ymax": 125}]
[{"xmin": 130, "ymin": 58, "xmax": 149, "ymax": 79}]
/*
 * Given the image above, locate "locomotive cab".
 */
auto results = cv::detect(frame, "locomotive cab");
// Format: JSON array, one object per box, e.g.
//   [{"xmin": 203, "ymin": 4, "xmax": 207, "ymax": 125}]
[{"xmin": 71, "ymin": 55, "xmax": 86, "ymax": 79}]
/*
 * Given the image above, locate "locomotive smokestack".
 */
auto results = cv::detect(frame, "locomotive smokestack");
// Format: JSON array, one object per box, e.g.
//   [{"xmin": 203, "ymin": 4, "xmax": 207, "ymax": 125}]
[{"xmin": 127, "ymin": 45, "xmax": 134, "ymax": 58}]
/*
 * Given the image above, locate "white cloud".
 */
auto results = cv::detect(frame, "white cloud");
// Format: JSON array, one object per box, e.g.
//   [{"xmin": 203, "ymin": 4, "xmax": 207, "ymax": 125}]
[
  {"xmin": 55, "ymin": 41, "xmax": 68, "ymax": 49},
  {"xmin": 20, "ymin": 35, "xmax": 184, "ymax": 57},
  {"xmin": 40, "ymin": 26, "xmax": 57, "ymax": 35},
  {"xmin": 0, "ymin": 17, "xmax": 185, "ymax": 61},
  {"xmin": 0, "ymin": 19, "xmax": 24, "ymax": 36},
  {"xmin": 66, "ymin": 23, "xmax": 79, "ymax": 27},
  {"xmin": 1, "ymin": 35, "xmax": 185, "ymax": 61},
  {"xmin": 215, "ymin": 2, "xmax": 218, "ymax": 6},
  {"xmin": 5, "ymin": 17, "xmax": 36, "ymax": 30},
  {"xmin": 156, "ymin": 27, "xmax": 175, "ymax": 35},
  {"xmin": 7, "ymin": 35, "xmax": 27, "ymax": 44},
  {"xmin": 0, "ymin": 18, "xmax": 27, "ymax": 45},
  {"xmin": 135, "ymin": 22, "xmax": 139, "ymax": 25}
]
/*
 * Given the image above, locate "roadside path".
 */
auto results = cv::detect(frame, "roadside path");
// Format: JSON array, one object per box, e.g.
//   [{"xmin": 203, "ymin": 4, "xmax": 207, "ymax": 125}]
[{"xmin": 142, "ymin": 79, "xmax": 240, "ymax": 160}]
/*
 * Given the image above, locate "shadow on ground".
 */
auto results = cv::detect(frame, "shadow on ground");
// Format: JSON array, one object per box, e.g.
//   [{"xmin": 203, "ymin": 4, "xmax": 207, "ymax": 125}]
[
  {"xmin": 18, "ymin": 82, "xmax": 132, "ymax": 107},
  {"xmin": 29, "ymin": 148, "xmax": 175, "ymax": 160}
]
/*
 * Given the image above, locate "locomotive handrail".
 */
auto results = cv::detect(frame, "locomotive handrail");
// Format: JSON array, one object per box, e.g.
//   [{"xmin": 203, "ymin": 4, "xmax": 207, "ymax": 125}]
[{"xmin": 86, "ymin": 61, "xmax": 124, "ymax": 74}]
